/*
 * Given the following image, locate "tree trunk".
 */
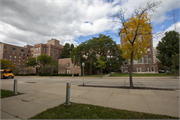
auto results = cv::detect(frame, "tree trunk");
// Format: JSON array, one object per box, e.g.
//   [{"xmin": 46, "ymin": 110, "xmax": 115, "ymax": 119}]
[
  {"xmin": 129, "ymin": 52, "xmax": 134, "ymax": 88},
  {"xmin": 101, "ymin": 68, "xmax": 102, "ymax": 78}
]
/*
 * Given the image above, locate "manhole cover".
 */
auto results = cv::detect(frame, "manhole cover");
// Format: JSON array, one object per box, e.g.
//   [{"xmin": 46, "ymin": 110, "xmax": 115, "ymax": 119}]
[{"xmin": 26, "ymin": 82, "xmax": 36, "ymax": 83}]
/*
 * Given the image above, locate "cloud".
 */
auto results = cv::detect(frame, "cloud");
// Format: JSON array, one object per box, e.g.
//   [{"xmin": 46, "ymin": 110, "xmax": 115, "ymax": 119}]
[
  {"xmin": 0, "ymin": 0, "xmax": 179, "ymax": 48},
  {"xmin": 153, "ymin": 22, "xmax": 180, "ymax": 48}
]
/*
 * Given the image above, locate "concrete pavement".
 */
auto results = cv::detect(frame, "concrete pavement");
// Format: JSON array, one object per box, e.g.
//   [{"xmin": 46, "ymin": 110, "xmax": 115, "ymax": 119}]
[{"xmin": 0, "ymin": 77, "xmax": 179, "ymax": 119}]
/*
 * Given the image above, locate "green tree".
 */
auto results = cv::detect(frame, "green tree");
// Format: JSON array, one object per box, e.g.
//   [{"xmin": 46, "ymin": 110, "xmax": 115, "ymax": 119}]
[
  {"xmin": 113, "ymin": 1, "xmax": 161, "ymax": 88},
  {"xmin": 71, "ymin": 34, "xmax": 124, "ymax": 75},
  {"xmin": 60, "ymin": 43, "xmax": 74, "ymax": 58},
  {"xmin": 94, "ymin": 56, "xmax": 107, "ymax": 78},
  {"xmin": 1, "ymin": 59, "xmax": 15, "ymax": 69},
  {"xmin": 37, "ymin": 54, "xmax": 53, "ymax": 67},
  {"xmin": 26, "ymin": 57, "xmax": 37, "ymax": 67},
  {"xmin": 156, "ymin": 31, "xmax": 179, "ymax": 70}
]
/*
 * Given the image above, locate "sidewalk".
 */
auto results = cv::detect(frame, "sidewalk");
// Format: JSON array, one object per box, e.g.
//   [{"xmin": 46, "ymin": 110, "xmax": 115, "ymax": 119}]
[{"xmin": 1, "ymin": 81, "xmax": 179, "ymax": 119}]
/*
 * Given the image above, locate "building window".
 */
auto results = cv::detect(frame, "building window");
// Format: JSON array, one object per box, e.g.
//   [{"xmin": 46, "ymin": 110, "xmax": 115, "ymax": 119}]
[
  {"xmin": 23, "ymin": 64, "xmax": 24, "ymax": 65},
  {"xmin": 10, "ymin": 52, "xmax": 12, "ymax": 54},
  {"xmin": 124, "ymin": 60, "xmax": 127, "ymax": 64},
  {"xmin": 27, "ymin": 54, "xmax": 29, "ymax": 56},
  {"xmin": 5, "ymin": 51, "xmax": 7, "ymax": 53},
  {"xmin": 51, "ymin": 54, "xmax": 53, "ymax": 57},
  {"xmin": 23, "ymin": 57, "xmax": 25, "ymax": 59},
  {"xmin": 4, "ymin": 59, "xmax": 6, "ymax": 60},
  {"xmin": 56, "ymin": 54, "xmax": 57, "ymax": 58},
  {"xmin": 147, "ymin": 48, "xmax": 150, "ymax": 54},
  {"xmin": 10, "ymin": 55, "xmax": 12, "ymax": 58},
  {"xmin": 19, "ymin": 56, "xmax": 21, "ymax": 58},
  {"xmin": 14, "ymin": 63, "xmax": 16, "ymax": 65},
  {"xmin": 108, "ymin": 50, "xmax": 110, "ymax": 53},
  {"xmin": 4, "ymin": 46, "xmax": 6, "ymax": 49},
  {"xmin": 43, "ymin": 48, "xmax": 45, "ymax": 51},
  {"xmin": 52, "ymin": 48, "xmax": 53, "ymax": 52},
  {"xmin": 145, "ymin": 56, "xmax": 148, "ymax": 63},
  {"xmin": 27, "ymin": 57, "xmax": 28, "ymax": 59},
  {"xmin": 15, "ymin": 52, "xmax": 17, "ymax": 55},
  {"xmin": 107, "ymin": 55, "xmax": 110, "ymax": 58},
  {"xmin": 21, "ymin": 49, "xmax": 24, "ymax": 52},
  {"xmin": 148, "ymin": 58, "xmax": 151, "ymax": 63},
  {"xmin": 139, "ymin": 57, "xmax": 143, "ymax": 63},
  {"xmin": 9, "ymin": 59, "xmax": 11, "ymax": 61},
  {"xmin": 122, "ymin": 34, "xmax": 126, "ymax": 38},
  {"xmin": 4, "ymin": 55, "xmax": 6, "ymax": 57},
  {"xmin": 14, "ymin": 56, "xmax": 16, "ymax": 58},
  {"xmin": 124, "ymin": 68, "xmax": 128, "ymax": 72},
  {"xmin": 137, "ymin": 68, "xmax": 141, "ymax": 72},
  {"xmin": 134, "ymin": 60, "xmax": 138, "ymax": 64},
  {"xmin": 56, "ymin": 50, "xmax": 58, "ymax": 53},
  {"xmin": 151, "ymin": 67, "xmax": 154, "ymax": 72},
  {"xmin": 12, "ymin": 47, "xmax": 16, "ymax": 50},
  {"xmin": 67, "ymin": 62, "xmax": 70, "ymax": 67},
  {"xmin": 19, "ymin": 60, "xmax": 20, "ymax": 62},
  {"xmin": 19, "ymin": 53, "xmax": 21, "ymax": 55},
  {"xmin": 23, "ymin": 60, "xmax": 24, "ymax": 62},
  {"xmin": 27, "ymin": 61, "xmax": 28, "ymax": 62},
  {"xmin": 47, "ymin": 48, "xmax": 48, "ymax": 51},
  {"xmin": 67, "ymin": 70, "xmax": 70, "ymax": 74},
  {"xmin": 146, "ymin": 67, "xmax": 149, "ymax": 72},
  {"xmin": 14, "ymin": 59, "xmax": 16, "ymax": 62},
  {"xmin": 18, "ymin": 63, "xmax": 20, "ymax": 65}
]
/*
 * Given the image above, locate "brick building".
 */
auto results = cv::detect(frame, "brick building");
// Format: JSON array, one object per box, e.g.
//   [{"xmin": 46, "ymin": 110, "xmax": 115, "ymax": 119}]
[
  {"xmin": 119, "ymin": 27, "xmax": 158, "ymax": 73},
  {"xmin": 58, "ymin": 58, "xmax": 81, "ymax": 75},
  {"xmin": 0, "ymin": 38, "xmax": 63, "ymax": 73}
]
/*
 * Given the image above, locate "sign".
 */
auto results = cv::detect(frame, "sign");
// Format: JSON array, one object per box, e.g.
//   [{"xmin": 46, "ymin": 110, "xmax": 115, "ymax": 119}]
[{"xmin": 82, "ymin": 62, "xmax": 85, "ymax": 66}]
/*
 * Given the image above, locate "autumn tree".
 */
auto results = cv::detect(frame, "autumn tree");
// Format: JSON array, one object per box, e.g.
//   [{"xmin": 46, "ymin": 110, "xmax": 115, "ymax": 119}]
[
  {"xmin": 94, "ymin": 55, "xmax": 107, "ymax": 78},
  {"xmin": 1, "ymin": 59, "xmax": 15, "ymax": 69},
  {"xmin": 113, "ymin": 1, "xmax": 162, "ymax": 88}
]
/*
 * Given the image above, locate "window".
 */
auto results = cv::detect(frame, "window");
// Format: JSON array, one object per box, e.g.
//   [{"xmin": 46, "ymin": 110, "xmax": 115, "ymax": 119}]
[
  {"xmin": 145, "ymin": 56, "xmax": 148, "ymax": 63},
  {"xmin": 4, "ymin": 46, "xmax": 6, "ymax": 49},
  {"xmin": 14, "ymin": 56, "xmax": 16, "ymax": 58},
  {"xmin": 146, "ymin": 67, "xmax": 149, "ymax": 72},
  {"xmin": 23, "ymin": 54, "xmax": 25, "ymax": 56},
  {"xmin": 23, "ymin": 60, "xmax": 24, "ymax": 62},
  {"xmin": 27, "ymin": 54, "xmax": 29, "ymax": 56},
  {"xmin": 10, "ymin": 55, "xmax": 12, "ymax": 58},
  {"xmin": 148, "ymin": 58, "xmax": 151, "ymax": 63},
  {"xmin": 27, "ymin": 57, "xmax": 28, "ymax": 59},
  {"xmin": 12, "ymin": 47, "xmax": 16, "ymax": 50},
  {"xmin": 21, "ymin": 49, "xmax": 24, "ymax": 52},
  {"xmin": 19, "ymin": 56, "xmax": 21, "ymax": 58},
  {"xmin": 14, "ymin": 63, "xmax": 16, "ymax": 65},
  {"xmin": 51, "ymin": 54, "xmax": 53, "ymax": 57},
  {"xmin": 4, "ymin": 59, "xmax": 6, "ymax": 60},
  {"xmin": 124, "ymin": 68, "xmax": 128, "ymax": 72},
  {"xmin": 151, "ymin": 67, "xmax": 154, "ymax": 72},
  {"xmin": 147, "ymin": 40, "xmax": 150, "ymax": 44},
  {"xmin": 124, "ymin": 60, "xmax": 127, "ymax": 64},
  {"xmin": 9, "ymin": 59, "xmax": 11, "ymax": 61},
  {"xmin": 4, "ymin": 55, "xmax": 6, "ymax": 57},
  {"xmin": 32, "ymin": 54, "xmax": 33, "ymax": 56},
  {"xmin": 19, "ymin": 53, "xmax": 21, "ymax": 55},
  {"xmin": 56, "ymin": 54, "xmax": 57, "ymax": 58},
  {"xmin": 137, "ymin": 68, "xmax": 141, "ymax": 72},
  {"xmin": 134, "ymin": 60, "xmax": 138, "ymax": 64},
  {"xmin": 67, "ymin": 62, "xmax": 70, "ymax": 67},
  {"xmin": 14, "ymin": 59, "xmax": 16, "ymax": 61},
  {"xmin": 5, "ymin": 51, "xmax": 7, "ymax": 53},
  {"xmin": 19, "ymin": 60, "xmax": 20, "ymax": 62},
  {"xmin": 43, "ymin": 48, "xmax": 45, "ymax": 51},
  {"xmin": 52, "ymin": 48, "xmax": 53, "ymax": 51},
  {"xmin": 147, "ymin": 48, "xmax": 150, "ymax": 54},
  {"xmin": 108, "ymin": 50, "xmax": 110, "ymax": 53},
  {"xmin": 15, "ymin": 52, "xmax": 17, "ymax": 55},
  {"xmin": 139, "ymin": 58, "xmax": 143, "ymax": 63},
  {"xmin": 107, "ymin": 55, "xmax": 110, "ymax": 58},
  {"xmin": 23, "ymin": 64, "xmax": 24, "ymax": 65},
  {"xmin": 10, "ymin": 52, "xmax": 12, "ymax": 54},
  {"xmin": 56, "ymin": 50, "xmax": 58, "ymax": 53},
  {"xmin": 67, "ymin": 70, "xmax": 70, "ymax": 74},
  {"xmin": 18, "ymin": 63, "xmax": 20, "ymax": 65},
  {"xmin": 27, "ymin": 61, "xmax": 28, "ymax": 62},
  {"xmin": 23, "ymin": 57, "xmax": 25, "ymax": 59},
  {"xmin": 47, "ymin": 48, "xmax": 48, "ymax": 51},
  {"xmin": 122, "ymin": 34, "xmax": 126, "ymax": 38}
]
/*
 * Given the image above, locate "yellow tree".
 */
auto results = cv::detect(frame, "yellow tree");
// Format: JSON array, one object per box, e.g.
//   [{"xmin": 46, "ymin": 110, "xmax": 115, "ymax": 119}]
[{"xmin": 113, "ymin": 1, "xmax": 161, "ymax": 88}]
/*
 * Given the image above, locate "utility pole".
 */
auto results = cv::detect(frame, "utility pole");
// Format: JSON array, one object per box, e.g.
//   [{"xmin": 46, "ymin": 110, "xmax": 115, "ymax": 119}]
[{"xmin": 72, "ymin": 55, "xmax": 75, "ymax": 78}]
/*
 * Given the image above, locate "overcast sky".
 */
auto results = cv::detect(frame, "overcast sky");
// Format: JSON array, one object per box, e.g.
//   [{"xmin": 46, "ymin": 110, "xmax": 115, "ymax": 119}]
[{"xmin": 0, "ymin": 0, "xmax": 180, "ymax": 48}]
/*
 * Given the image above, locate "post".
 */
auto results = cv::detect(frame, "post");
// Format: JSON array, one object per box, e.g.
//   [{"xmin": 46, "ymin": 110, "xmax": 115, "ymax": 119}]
[
  {"xmin": 66, "ymin": 82, "xmax": 71, "ymax": 105},
  {"xmin": 13, "ymin": 79, "xmax": 18, "ymax": 94},
  {"xmin": 82, "ymin": 62, "xmax": 85, "ymax": 85}
]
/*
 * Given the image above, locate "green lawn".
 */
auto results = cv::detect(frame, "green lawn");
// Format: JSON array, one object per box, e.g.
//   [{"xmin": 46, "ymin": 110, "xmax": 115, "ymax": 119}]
[
  {"xmin": 110, "ymin": 72, "xmax": 174, "ymax": 77},
  {"xmin": 29, "ymin": 102, "xmax": 178, "ymax": 119},
  {"xmin": 1, "ymin": 89, "xmax": 20, "ymax": 98}
]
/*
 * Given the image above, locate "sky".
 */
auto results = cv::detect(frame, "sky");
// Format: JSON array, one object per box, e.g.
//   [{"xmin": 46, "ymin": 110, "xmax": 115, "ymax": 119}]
[{"xmin": 0, "ymin": 0, "xmax": 180, "ymax": 48}]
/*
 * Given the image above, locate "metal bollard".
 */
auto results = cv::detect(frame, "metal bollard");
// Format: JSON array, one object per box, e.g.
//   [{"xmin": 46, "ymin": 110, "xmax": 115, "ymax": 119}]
[
  {"xmin": 13, "ymin": 79, "xmax": 18, "ymax": 94},
  {"xmin": 66, "ymin": 82, "xmax": 71, "ymax": 105}
]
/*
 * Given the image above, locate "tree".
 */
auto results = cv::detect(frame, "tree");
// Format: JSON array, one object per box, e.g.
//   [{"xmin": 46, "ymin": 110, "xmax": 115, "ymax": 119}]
[
  {"xmin": 156, "ymin": 31, "xmax": 179, "ymax": 70},
  {"xmin": 94, "ymin": 56, "xmax": 107, "ymax": 78},
  {"xmin": 113, "ymin": 1, "xmax": 162, "ymax": 88},
  {"xmin": 37, "ymin": 54, "xmax": 53, "ymax": 67},
  {"xmin": 26, "ymin": 57, "xmax": 37, "ymax": 67},
  {"xmin": 1, "ymin": 59, "xmax": 15, "ymax": 69},
  {"xmin": 49, "ymin": 61, "xmax": 58, "ymax": 75},
  {"xmin": 58, "ymin": 63, "xmax": 68, "ymax": 74},
  {"xmin": 60, "ymin": 43, "xmax": 74, "ymax": 58},
  {"xmin": 71, "ymin": 34, "xmax": 124, "ymax": 74}
]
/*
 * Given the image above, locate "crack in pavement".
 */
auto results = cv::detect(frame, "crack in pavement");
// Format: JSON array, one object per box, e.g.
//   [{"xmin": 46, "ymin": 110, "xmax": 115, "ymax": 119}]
[{"xmin": 1, "ymin": 110, "xmax": 22, "ymax": 119}]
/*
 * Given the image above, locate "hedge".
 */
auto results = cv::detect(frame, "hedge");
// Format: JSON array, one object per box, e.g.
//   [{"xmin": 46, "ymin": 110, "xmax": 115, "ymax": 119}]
[{"xmin": 15, "ymin": 73, "xmax": 79, "ymax": 76}]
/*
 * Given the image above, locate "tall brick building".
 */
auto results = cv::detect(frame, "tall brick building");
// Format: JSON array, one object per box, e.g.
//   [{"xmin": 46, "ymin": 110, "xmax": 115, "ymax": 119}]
[
  {"xmin": 119, "ymin": 28, "xmax": 158, "ymax": 73},
  {"xmin": 0, "ymin": 38, "xmax": 63, "ymax": 72}
]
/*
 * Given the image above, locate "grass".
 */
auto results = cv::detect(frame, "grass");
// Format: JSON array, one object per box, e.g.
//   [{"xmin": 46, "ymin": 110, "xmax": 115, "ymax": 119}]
[
  {"xmin": 110, "ymin": 72, "xmax": 175, "ymax": 77},
  {"xmin": 29, "ymin": 102, "xmax": 178, "ymax": 119},
  {"xmin": 81, "ymin": 73, "xmax": 109, "ymax": 77},
  {"xmin": 1, "ymin": 89, "xmax": 20, "ymax": 98}
]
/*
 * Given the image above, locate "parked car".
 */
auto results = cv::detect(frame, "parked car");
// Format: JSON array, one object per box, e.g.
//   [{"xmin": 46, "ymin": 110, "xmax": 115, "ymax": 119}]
[{"xmin": 159, "ymin": 69, "xmax": 165, "ymax": 73}]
